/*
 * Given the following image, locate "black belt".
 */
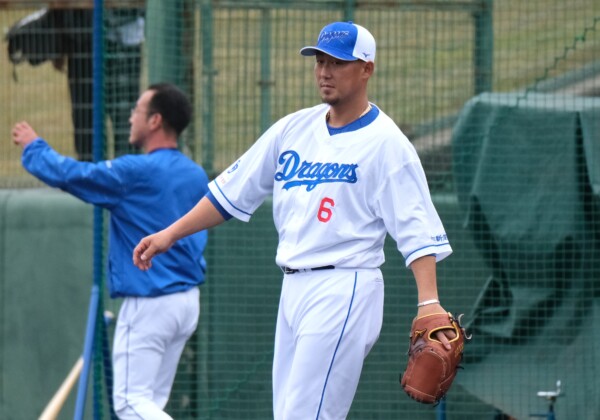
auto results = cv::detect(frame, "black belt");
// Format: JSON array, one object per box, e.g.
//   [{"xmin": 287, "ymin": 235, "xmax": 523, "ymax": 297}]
[{"xmin": 281, "ymin": 265, "xmax": 335, "ymax": 274}]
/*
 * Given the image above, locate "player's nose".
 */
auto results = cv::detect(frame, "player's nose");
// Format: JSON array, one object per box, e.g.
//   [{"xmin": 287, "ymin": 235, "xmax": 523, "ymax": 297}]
[{"xmin": 316, "ymin": 67, "xmax": 332, "ymax": 80}]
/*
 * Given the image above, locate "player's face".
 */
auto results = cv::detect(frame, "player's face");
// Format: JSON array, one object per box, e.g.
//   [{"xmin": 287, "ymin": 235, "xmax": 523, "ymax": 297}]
[
  {"xmin": 129, "ymin": 90, "xmax": 155, "ymax": 148},
  {"xmin": 314, "ymin": 53, "xmax": 369, "ymax": 106}
]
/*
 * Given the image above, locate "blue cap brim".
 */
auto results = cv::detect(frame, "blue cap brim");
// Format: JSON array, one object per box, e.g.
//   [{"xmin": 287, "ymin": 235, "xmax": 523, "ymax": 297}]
[{"xmin": 299, "ymin": 46, "xmax": 358, "ymax": 61}]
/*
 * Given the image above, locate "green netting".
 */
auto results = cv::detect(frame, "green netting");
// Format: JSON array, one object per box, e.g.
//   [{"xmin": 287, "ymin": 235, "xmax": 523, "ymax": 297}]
[{"xmin": 1, "ymin": 0, "xmax": 600, "ymax": 419}]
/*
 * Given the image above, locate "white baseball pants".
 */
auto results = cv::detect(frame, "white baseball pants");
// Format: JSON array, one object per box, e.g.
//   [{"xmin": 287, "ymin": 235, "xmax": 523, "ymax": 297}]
[
  {"xmin": 273, "ymin": 268, "xmax": 384, "ymax": 420},
  {"xmin": 112, "ymin": 287, "xmax": 200, "ymax": 420}
]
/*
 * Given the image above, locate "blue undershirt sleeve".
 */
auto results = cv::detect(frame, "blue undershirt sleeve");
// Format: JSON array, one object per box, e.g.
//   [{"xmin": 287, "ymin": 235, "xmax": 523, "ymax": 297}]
[{"xmin": 206, "ymin": 191, "xmax": 233, "ymax": 221}]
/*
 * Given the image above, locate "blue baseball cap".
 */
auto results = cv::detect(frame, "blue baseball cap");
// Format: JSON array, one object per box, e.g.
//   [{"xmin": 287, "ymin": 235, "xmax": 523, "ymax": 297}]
[{"xmin": 300, "ymin": 21, "xmax": 376, "ymax": 62}]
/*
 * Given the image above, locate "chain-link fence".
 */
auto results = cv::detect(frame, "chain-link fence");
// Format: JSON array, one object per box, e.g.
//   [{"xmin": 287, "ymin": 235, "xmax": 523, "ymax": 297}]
[{"xmin": 1, "ymin": 0, "xmax": 599, "ymax": 419}]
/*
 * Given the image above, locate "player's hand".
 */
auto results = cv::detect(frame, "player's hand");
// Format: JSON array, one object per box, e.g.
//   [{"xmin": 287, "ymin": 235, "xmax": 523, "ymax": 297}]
[
  {"xmin": 416, "ymin": 303, "xmax": 457, "ymax": 350},
  {"xmin": 11, "ymin": 121, "xmax": 39, "ymax": 148},
  {"xmin": 133, "ymin": 229, "xmax": 175, "ymax": 271}
]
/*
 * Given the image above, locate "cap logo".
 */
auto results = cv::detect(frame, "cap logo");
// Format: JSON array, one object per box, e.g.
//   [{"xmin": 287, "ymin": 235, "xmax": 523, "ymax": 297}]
[
  {"xmin": 319, "ymin": 30, "xmax": 350, "ymax": 43},
  {"xmin": 299, "ymin": 22, "xmax": 375, "ymax": 62}
]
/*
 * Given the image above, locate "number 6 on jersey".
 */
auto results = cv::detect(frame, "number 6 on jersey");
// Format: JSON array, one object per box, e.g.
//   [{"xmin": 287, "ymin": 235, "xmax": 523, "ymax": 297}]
[{"xmin": 317, "ymin": 197, "xmax": 335, "ymax": 222}]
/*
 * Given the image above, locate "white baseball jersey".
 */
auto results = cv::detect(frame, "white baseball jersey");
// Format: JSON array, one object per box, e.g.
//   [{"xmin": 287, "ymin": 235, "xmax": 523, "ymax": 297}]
[{"xmin": 209, "ymin": 103, "xmax": 452, "ymax": 269}]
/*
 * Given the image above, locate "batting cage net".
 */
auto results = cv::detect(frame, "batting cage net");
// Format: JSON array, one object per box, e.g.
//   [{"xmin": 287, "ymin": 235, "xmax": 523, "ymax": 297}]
[{"xmin": 1, "ymin": 0, "xmax": 599, "ymax": 419}]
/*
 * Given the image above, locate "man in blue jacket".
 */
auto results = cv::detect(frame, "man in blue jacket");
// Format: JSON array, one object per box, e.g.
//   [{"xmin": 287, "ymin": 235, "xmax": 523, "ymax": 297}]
[{"xmin": 12, "ymin": 83, "xmax": 209, "ymax": 420}]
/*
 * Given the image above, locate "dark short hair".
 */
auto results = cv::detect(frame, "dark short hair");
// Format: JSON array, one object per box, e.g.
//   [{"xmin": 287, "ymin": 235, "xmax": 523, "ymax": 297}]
[{"xmin": 146, "ymin": 83, "xmax": 192, "ymax": 136}]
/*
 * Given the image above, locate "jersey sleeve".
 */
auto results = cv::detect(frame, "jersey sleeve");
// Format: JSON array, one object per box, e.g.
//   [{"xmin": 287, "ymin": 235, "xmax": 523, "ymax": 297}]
[
  {"xmin": 375, "ymin": 156, "xmax": 452, "ymax": 267},
  {"xmin": 208, "ymin": 118, "xmax": 284, "ymax": 222},
  {"xmin": 22, "ymin": 138, "xmax": 125, "ymax": 208}
]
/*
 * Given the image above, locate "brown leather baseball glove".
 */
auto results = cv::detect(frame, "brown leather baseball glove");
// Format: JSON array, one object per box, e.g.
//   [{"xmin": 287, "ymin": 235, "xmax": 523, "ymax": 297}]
[{"xmin": 400, "ymin": 312, "xmax": 470, "ymax": 404}]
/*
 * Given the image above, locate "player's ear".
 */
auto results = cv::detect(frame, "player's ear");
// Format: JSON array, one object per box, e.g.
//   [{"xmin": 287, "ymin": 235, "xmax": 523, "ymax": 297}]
[
  {"xmin": 148, "ymin": 112, "xmax": 163, "ymax": 130},
  {"xmin": 362, "ymin": 61, "xmax": 374, "ymax": 78}
]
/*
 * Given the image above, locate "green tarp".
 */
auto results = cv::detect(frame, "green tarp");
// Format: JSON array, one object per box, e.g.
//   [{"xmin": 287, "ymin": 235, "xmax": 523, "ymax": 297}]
[
  {"xmin": 0, "ymin": 189, "xmax": 93, "ymax": 419},
  {"xmin": 452, "ymin": 92, "xmax": 600, "ymax": 420}
]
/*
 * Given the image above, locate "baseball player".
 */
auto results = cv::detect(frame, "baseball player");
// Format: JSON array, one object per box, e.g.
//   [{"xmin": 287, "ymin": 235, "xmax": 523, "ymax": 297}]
[
  {"xmin": 12, "ymin": 83, "xmax": 209, "ymax": 420},
  {"xmin": 133, "ymin": 22, "xmax": 455, "ymax": 419}
]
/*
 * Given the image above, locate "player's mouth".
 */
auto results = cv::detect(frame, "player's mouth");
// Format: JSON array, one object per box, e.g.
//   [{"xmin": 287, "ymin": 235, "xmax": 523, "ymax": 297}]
[{"xmin": 319, "ymin": 83, "xmax": 335, "ymax": 93}]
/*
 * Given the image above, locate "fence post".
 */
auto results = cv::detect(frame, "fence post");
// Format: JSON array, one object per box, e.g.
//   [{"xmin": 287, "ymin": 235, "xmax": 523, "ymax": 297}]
[
  {"xmin": 473, "ymin": 0, "xmax": 493, "ymax": 94},
  {"xmin": 259, "ymin": 8, "xmax": 272, "ymax": 134},
  {"xmin": 199, "ymin": 0, "xmax": 215, "ymax": 175},
  {"xmin": 343, "ymin": 0, "xmax": 355, "ymax": 21},
  {"xmin": 146, "ymin": 0, "xmax": 185, "ymax": 86},
  {"xmin": 75, "ymin": 0, "xmax": 105, "ymax": 417}
]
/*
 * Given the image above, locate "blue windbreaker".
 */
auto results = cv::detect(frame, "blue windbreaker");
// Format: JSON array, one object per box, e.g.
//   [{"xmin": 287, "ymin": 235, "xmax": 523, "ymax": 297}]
[{"xmin": 22, "ymin": 139, "xmax": 209, "ymax": 298}]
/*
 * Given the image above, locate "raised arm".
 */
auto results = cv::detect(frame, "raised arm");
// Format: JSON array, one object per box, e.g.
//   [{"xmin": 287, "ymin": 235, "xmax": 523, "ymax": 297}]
[{"xmin": 133, "ymin": 196, "xmax": 226, "ymax": 270}]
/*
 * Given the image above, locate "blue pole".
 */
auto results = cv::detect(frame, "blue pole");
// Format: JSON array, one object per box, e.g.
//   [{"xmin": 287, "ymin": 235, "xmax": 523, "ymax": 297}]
[
  {"xmin": 74, "ymin": 0, "xmax": 104, "ymax": 418},
  {"xmin": 74, "ymin": 285, "xmax": 100, "ymax": 419},
  {"xmin": 436, "ymin": 397, "xmax": 447, "ymax": 420}
]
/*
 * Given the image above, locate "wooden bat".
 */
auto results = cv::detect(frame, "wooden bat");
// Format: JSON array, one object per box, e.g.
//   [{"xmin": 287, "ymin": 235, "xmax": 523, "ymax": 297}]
[{"xmin": 39, "ymin": 356, "xmax": 84, "ymax": 420}]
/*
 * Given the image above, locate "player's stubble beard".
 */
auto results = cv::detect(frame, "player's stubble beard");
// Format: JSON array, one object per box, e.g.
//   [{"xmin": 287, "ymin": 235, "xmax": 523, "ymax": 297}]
[
  {"xmin": 319, "ymin": 88, "xmax": 339, "ymax": 106},
  {"xmin": 318, "ymin": 84, "xmax": 338, "ymax": 106},
  {"xmin": 322, "ymin": 98, "xmax": 338, "ymax": 106}
]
